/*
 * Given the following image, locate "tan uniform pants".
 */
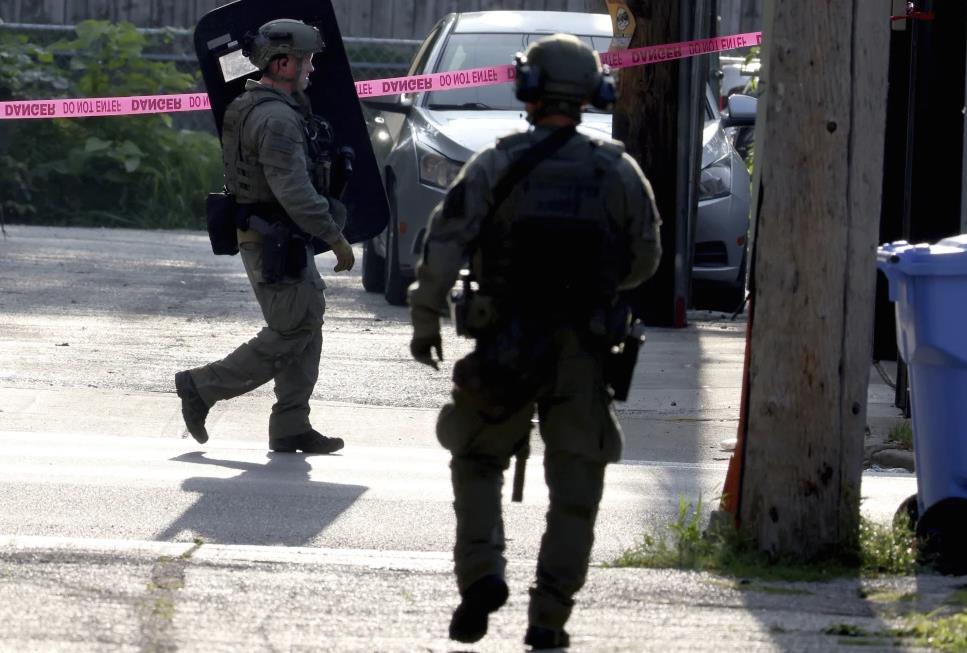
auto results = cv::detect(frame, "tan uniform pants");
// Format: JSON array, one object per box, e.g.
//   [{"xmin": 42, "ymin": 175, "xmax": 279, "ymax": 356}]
[
  {"xmin": 437, "ymin": 329, "xmax": 623, "ymax": 630},
  {"xmin": 189, "ymin": 237, "xmax": 326, "ymax": 440}
]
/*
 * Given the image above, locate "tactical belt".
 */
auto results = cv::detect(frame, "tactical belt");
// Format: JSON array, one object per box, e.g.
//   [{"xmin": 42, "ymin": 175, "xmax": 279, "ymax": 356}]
[{"xmin": 238, "ymin": 201, "xmax": 286, "ymax": 224}]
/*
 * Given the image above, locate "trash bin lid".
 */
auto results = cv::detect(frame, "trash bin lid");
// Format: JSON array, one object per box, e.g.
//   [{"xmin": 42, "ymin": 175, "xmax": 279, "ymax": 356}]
[{"xmin": 877, "ymin": 235, "xmax": 967, "ymax": 276}]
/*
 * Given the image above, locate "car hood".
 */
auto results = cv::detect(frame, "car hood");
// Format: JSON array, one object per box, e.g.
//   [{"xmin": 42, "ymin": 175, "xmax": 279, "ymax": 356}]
[
  {"xmin": 417, "ymin": 109, "xmax": 614, "ymax": 162},
  {"xmin": 417, "ymin": 108, "xmax": 727, "ymax": 169}
]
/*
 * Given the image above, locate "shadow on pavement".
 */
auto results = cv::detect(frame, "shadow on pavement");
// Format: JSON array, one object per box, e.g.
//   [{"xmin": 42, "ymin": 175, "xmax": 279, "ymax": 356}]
[{"xmin": 156, "ymin": 451, "xmax": 367, "ymax": 547}]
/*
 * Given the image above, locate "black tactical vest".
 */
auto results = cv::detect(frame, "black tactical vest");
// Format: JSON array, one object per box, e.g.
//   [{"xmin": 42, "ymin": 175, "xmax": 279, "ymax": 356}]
[{"xmin": 476, "ymin": 131, "xmax": 627, "ymax": 322}]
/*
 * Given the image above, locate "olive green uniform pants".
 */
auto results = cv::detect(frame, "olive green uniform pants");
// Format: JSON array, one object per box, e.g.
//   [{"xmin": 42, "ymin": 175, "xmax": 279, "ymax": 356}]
[
  {"xmin": 188, "ymin": 239, "xmax": 326, "ymax": 440},
  {"xmin": 437, "ymin": 329, "xmax": 623, "ymax": 631}
]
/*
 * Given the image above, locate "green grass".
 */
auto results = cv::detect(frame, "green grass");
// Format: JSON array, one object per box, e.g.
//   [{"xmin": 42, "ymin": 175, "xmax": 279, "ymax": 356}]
[
  {"xmin": 837, "ymin": 600, "xmax": 967, "ymax": 652},
  {"xmin": 901, "ymin": 610, "xmax": 967, "ymax": 652},
  {"xmin": 888, "ymin": 421, "xmax": 914, "ymax": 450},
  {"xmin": 818, "ymin": 604, "xmax": 967, "ymax": 651},
  {"xmin": 613, "ymin": 501, "xmax": 965, "ymax": 650},
  {"xmin": 609, "ymin": 497, "xmax": 918, "ymax": 580}
]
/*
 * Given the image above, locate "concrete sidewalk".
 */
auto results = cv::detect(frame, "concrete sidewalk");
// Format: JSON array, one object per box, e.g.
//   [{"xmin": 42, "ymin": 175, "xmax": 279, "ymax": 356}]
[
  {"xmin": 0, "ymin": 535, "xmax": 960, "ymax": 652},
  {"xmin": 0, "ymin": 321, "xmax": 938, "ymax": 653}
]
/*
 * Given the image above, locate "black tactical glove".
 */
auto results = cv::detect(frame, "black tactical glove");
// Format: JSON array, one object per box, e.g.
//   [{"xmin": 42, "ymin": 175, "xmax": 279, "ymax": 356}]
[{"xmin": 410, "ymin": 332, "xmax": 443, "ymax": 370}]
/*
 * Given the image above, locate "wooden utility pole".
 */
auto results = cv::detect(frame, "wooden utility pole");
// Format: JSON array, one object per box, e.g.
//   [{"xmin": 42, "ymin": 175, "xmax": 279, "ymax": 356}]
[
  {"xmin": 612, "ymin": 0, "xmax": 712, "ymax": 327},
  {"xmin": 735, "ymin": 1, "xmax": 890, "ymax": 559}
]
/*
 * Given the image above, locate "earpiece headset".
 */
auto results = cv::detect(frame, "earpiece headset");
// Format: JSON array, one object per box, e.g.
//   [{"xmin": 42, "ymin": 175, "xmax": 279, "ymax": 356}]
[{"xmin": 513, "ymin": 53, "xmax": 617, "ymax": 110}]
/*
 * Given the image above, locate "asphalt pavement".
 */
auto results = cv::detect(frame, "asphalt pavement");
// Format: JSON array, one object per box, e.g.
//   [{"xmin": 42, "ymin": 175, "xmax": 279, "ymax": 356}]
[{"xmin": 0, "ymin": 225, "xmax": 953, "ymax": 653}]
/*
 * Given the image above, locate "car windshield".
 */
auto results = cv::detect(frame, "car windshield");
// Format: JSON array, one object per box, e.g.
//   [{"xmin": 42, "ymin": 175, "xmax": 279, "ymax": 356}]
[{"xmin": 425, "ymin": 32, "xmax": 613, "ymax": 113}]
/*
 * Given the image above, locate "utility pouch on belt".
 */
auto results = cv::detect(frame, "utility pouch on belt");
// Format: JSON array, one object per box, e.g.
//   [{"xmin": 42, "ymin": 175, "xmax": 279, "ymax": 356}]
[
  {"xmin": 605, "ymin": 321, "xmax": 646, "ymax": 402},
  {"xmin": 206, "ymin": 191, "xmax": 240, "ymax": 256}
]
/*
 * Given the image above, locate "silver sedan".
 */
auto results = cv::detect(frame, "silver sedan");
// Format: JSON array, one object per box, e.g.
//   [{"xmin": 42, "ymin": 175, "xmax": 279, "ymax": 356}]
[{"xmin": 362, "ymin": 10, "xmax": 755, "ymax": 309}]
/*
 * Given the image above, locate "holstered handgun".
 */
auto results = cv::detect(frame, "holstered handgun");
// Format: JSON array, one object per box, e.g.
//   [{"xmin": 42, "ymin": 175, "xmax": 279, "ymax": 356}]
[
  {"xmin": 247, "ymin": 215, "xmax": 307, "ymax": 284},
  {"xmin": 605, "ymin": 320, "xmax": 646, "ymax": 402},
  {"xmin": 449, "ymin": 269, "xmax": 498, "ymax": 338}
]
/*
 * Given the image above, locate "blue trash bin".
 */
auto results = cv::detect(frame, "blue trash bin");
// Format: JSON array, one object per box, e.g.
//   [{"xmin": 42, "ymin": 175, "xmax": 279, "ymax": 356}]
[{"xmin": 878, "ymin": 235, "xmax": 967, "ymax": 574}]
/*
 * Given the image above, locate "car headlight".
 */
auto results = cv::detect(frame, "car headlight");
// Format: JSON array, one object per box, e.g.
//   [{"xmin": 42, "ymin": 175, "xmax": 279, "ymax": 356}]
[
  {"xmin": 699, "ymin": 156, "xmax": 732, "ymax": 200},
  {"xmin": 419, "ymin": 150, "xmax": 462, "ymax": 190}
]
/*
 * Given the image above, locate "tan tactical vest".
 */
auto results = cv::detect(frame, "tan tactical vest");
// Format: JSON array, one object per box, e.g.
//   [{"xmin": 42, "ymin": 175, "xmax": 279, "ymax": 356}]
[{"xmin": 221, "ymin": 90, "xmax": 302, "ymax": 204}]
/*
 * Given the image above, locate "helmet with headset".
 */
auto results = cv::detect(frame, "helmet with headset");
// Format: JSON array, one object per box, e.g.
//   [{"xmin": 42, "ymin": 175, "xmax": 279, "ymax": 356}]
[{"xmin": 513, "ymin": 33, "xmax": 616, "ymax": 121}]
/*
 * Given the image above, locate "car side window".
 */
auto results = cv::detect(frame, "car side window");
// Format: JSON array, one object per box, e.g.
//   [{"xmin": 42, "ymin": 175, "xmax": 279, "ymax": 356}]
[{"xmin": 409, "ymin": 23, "xmax": 445, "ymax": 76}]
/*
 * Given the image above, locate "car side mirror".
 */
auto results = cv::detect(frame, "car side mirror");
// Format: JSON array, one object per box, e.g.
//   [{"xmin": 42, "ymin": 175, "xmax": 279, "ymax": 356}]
[
  {"xmin": 722, "ymin": 94, "xmax": 757, "ymax": 128},
  {"xmin": 361, "ymin": 94, "xmax": 413, "ymax": 115}
]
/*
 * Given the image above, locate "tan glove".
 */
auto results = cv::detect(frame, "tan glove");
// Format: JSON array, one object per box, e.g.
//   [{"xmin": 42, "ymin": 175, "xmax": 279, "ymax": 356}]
[{"xmin": 331, "ymin": 236, "xmax": 355, "ymax": 272}]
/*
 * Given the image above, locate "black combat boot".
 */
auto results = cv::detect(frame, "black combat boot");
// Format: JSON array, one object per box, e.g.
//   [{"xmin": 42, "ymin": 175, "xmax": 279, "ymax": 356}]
[
  {"xmin": 174, "ymin": 371, "xmax": 209, "ymax": 444},
  {"xmin": 449, "ymin": 574, "xmax": 509, "ymax": 643},
  {"xmin": 524, "ymin": 625, "xmax": 570, "ymax": 650},
  {"xmin": 269, "ymin": 429, "xmax": 344, "ymax": 454}
]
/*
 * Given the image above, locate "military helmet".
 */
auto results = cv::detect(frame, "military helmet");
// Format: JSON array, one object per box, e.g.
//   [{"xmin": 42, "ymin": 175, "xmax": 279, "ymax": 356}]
[
  {"xmin": 514, "ymin": 34, "xmax": 615, "ymax": 112},
  {"xmin": 244, "ymin": 19, "xmax": 325, "ymax": 71}
]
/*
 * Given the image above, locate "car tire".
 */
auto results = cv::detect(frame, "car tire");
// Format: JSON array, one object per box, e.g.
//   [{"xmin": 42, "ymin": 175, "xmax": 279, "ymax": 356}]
[
  {"xmin": 720, "ymin": 250, "xmax": 748, "ymax": 313},
  {"xmin": 384, "ymin": 212, "xmax": 412, "ymax": 306},
  {"xmin": 361, "ymin": 239, "xmax": 385, "ymax": 293},
  {"xmin": 894, "ymin": 493, "xmax": 919, "ymax": 532},
  {"xmin": 692, "ymin": 250, "xmax": 748, "ymax": 313}
]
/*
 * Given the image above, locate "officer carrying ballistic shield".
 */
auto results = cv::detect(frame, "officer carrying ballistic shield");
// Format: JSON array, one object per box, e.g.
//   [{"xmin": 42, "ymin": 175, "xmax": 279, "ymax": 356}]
[
  {"xmin": 408, "ymin": 34, "xmax": 663, "ymax": 649},
  {"xmin": 175, "ymin": 19, "xmax": 354, "ymax": 454}
]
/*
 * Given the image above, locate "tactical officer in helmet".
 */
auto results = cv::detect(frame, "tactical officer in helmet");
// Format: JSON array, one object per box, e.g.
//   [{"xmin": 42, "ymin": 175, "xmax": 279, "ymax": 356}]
[
  {"xmin": 408, "ymin": 34, "xmax": 662, "ymax": 649},
  {"xmin": 175, "ymin": 19, "xmax": 355, "ymax": 454}
]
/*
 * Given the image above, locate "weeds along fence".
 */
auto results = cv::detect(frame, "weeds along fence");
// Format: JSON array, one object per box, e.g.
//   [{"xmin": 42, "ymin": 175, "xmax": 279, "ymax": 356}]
[
  {"xmin": 0, "ymin": 21, "xmax": 421, "ymax": 82},
  {"xmin": 0, "ymin": 21, "xmax": 419, "ymax": 138},
  {"xmin": 0, "ymin": 21, "xmax": 418, "ymax": 229}
]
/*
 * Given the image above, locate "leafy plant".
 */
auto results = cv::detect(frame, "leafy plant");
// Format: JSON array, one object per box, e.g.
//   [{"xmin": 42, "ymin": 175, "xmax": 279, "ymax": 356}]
[
  {"xmin": 0, "ymin": 21, "xmax": 221, "ymax": 229},
  {"xmin": 858, "ymin": 516, "xmax": 917, "ymax": 575}
]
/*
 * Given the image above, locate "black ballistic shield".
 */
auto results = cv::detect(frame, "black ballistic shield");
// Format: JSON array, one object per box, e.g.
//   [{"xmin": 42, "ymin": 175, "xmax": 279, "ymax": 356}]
[{"xmin": 193, "ymin": 0, "xmax": 389, "ymax": 248}]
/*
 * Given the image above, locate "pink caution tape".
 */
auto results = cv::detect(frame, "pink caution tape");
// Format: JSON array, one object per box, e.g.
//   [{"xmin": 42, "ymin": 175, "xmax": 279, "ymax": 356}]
[
  {"xmin": 355, "ymin": 31, "xmax": 762, "ymax": 98},
  {"xmin": 1, "ymin": 31, "xmax": 761, "ymax": 120},
  {"xmin": 600, "ymin": 31, "xmax": 762, "ymax": 71},
  {"xmin": 1, "ymin": 92, "xmax": 210, "ymax": 120}
]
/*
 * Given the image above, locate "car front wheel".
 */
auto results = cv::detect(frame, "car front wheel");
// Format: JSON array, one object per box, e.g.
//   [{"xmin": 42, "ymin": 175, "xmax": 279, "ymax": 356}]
[
  {"xmin": 384, "ymin": 215, "xmax": 412, "ymax": 306},
  {"xmin": 719, "ymin": 250, "xmax": 748, "ymax": 313}
]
